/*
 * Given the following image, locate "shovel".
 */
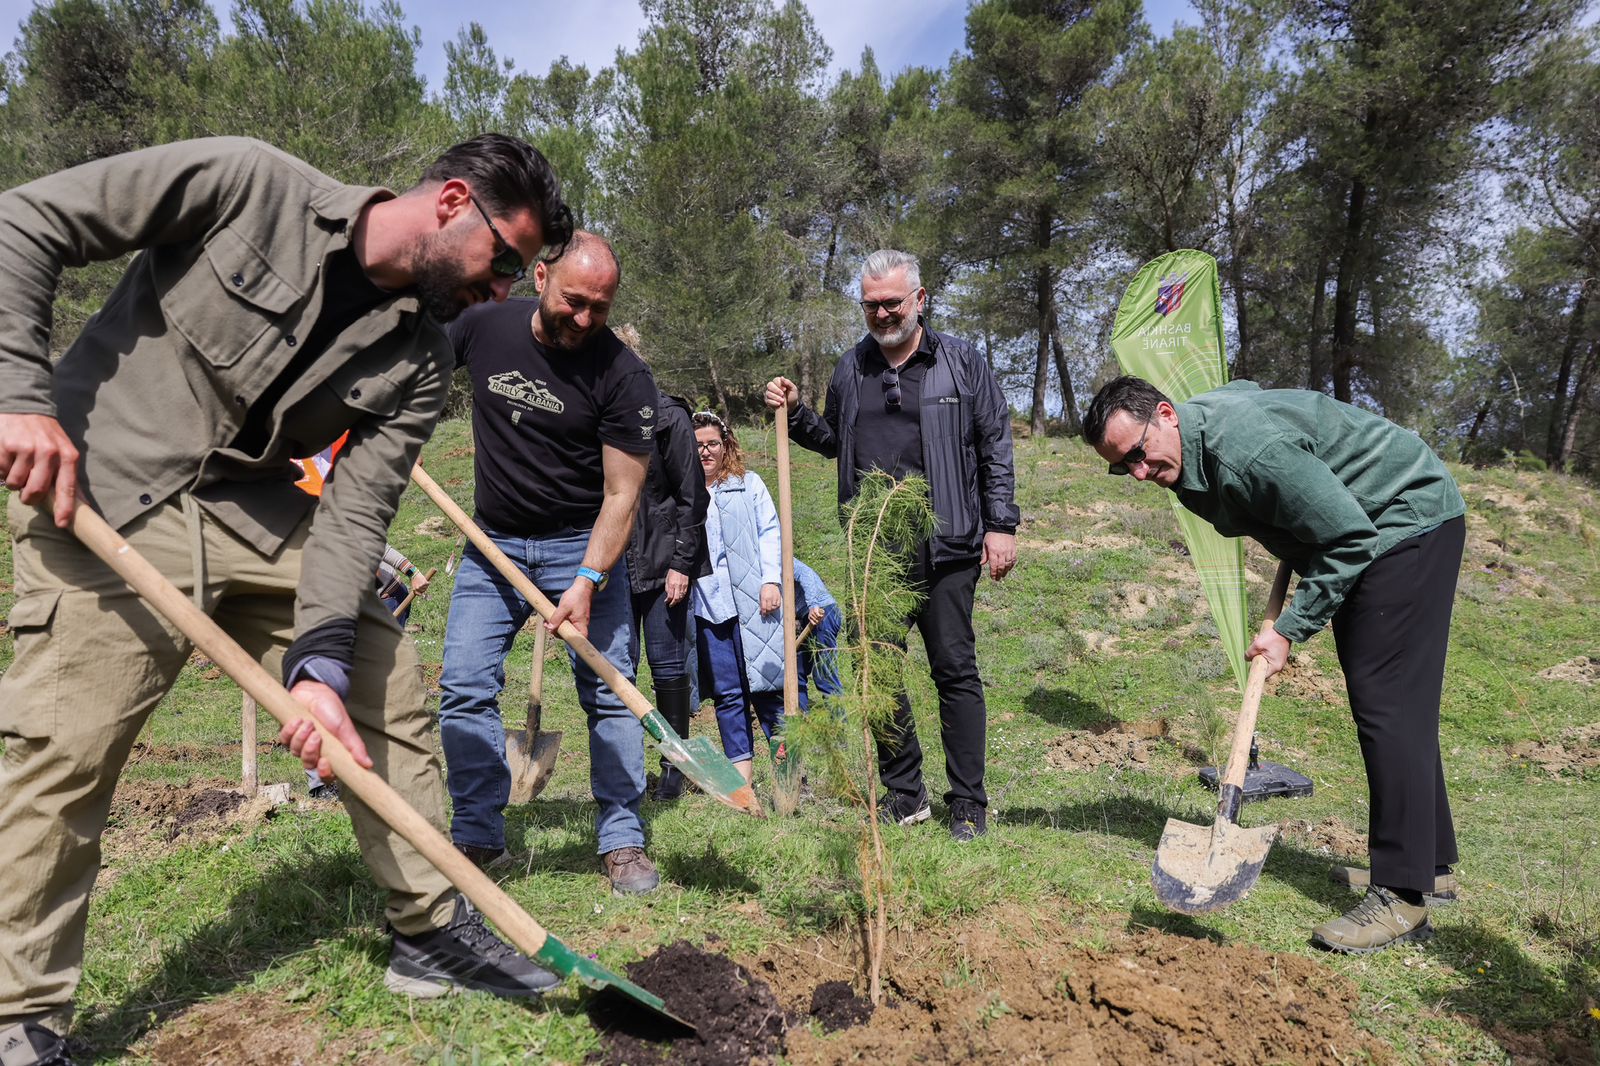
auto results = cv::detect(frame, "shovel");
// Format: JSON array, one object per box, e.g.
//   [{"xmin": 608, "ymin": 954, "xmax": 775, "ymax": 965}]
[
  {"xmin": 410, "ymin": 465, "xmax": 763, "ymax": 818},
  {"xmin": 390, "ymin": 566, "xmax": 437, "ymax": 619},
  {"xmin": 771, "ymin": 403, "xmax": 802, "ymax": 816},
  {"xmin": 65, "ymin": 503, "xmax": 692, "ymax": 1031},
  {"xmin": 1152, "ymin": 560, "xmax": 1293, "ymax": 915},
  {"xmin": 506, "ymin": 624, "xmax": 562, "ymax": 804}
]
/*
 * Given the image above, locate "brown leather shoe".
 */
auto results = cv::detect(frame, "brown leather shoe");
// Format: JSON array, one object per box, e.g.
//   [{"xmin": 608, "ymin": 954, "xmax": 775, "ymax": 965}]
[
  {"xmin": 602, "ymin": 846, "xmax": 660, "ymax": 895},
  {"xmin": 1312, "ymin": 887, "xmax": 1432, "ymax": 954}
]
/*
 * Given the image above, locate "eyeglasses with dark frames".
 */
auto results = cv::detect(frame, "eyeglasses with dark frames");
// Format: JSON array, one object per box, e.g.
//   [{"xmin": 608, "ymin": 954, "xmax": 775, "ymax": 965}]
[
  {"xmin": 468, "ymin": 194, "xmax": 528, "ymax": 282},
  {"xmin": 1107, "ymin": 416, "xmax": 1156, "ymax": 476},
  {"xmin": 859, "ymin": 291, "xmax": 915, "ymax": 316},
  {"xmin": 696, "ymin": 439, "xmax": 724, "ymax": 453}
]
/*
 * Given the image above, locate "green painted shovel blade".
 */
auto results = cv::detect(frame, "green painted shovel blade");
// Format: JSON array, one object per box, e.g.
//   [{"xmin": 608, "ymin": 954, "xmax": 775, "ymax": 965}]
[
  {"xmin": 642, "ymin": 710, "xmax": 763, "ymax": 816},
  {"xmin": 535, "ymin": 932, "xmax": 695, "ymax": 1032}
]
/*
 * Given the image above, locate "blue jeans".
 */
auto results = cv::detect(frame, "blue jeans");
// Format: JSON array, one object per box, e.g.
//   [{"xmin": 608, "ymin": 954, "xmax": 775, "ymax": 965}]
[
  {"xmin": 633, "ymin": 587, "xmax": 691, "ymax": 681},
  {"xmin": 800, "ymin": 603, "xmax": 844, "ymax": 698},
  {"xmin": 438, "ymin": 527, "xmax": 643, "ymax": 855},
  {"xmin": 695, "ymin": 616, "xmax": 803, "ymax": 762}
]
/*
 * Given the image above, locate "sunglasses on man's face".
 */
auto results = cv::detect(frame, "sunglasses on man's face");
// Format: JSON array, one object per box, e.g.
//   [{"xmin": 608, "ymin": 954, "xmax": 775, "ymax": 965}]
[
  {"xmin": 468, "ymin": 195, "xmax": 528, "ymax": 281},
  {"xmin": 1107, "ymin": 416, "xmax": 1156, "ymax": 476}
]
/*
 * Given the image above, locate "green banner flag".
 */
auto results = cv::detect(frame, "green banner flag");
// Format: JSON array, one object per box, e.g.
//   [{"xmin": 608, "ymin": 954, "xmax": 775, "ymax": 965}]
[{"xmin": 1109, "ymin": 250, "xmax": 1250, "ymax": 692}]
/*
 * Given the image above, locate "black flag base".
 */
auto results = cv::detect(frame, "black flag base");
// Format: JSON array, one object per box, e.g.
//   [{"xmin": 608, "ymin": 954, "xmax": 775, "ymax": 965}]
[{"xmin": 1199, "ymin": 734, "xmax": 1314, "ymax": 804}]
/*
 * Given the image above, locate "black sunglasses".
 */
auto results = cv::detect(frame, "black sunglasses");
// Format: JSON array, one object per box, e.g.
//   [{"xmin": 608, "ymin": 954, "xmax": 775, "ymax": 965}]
[
  {"xmin": 468, "ymin": 195, "xmax": 528, "ymax": 282},
  {"xmin": 1108, "ymin": 416, "xmax": 1155, "ymax": 476},
  {"xmin": 882, "ymin": 366, "xmax": 902, "ymax": 412}
]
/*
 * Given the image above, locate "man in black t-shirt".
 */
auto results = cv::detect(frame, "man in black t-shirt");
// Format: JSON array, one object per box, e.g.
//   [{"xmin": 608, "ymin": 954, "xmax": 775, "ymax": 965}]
[{"xmin": 439, "ymin": 231, "xmax": 662, "ymax": 894}]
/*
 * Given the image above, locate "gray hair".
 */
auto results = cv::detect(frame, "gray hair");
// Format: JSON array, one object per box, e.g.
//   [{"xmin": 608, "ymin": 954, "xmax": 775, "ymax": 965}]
[{"xmin": 860, "ymin": 249, "xmax": 921, "ymax": 292}]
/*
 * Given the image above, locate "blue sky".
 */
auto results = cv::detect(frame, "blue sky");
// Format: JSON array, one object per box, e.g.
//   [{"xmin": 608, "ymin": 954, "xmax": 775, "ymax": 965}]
[{"xmin": 1, "ymin": 0, "xmax": 1202, "ymax": 91}]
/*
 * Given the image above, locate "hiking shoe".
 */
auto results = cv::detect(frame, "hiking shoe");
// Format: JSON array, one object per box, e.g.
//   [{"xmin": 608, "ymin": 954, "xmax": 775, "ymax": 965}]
[
  {"xmin": 455, "ymin": 842, "xmax": 516, "ymax": 872},
  {"xmin": 385, "ymin": 895, "xmax": 560, "ymax": 999},
  {"xmin": 652, "ymin": 765, "xmax": 687, "ymax": 802},
  {"xmin": 876, "ymin": 788, "xmax": 932, "ymax": 827},
  {"xmin": 1330, "ymin": 865, "xmax": 1457, "ymax": 905},
  {"xmin": 602, "ymin": 847, "xmax": 660, "ymax": 895},
  {"xmin": 0, "ymin": 1022, "xmax": 73, "ymax": 1066},
  {"xmin": 1311, "ymin": 887, "xmax": 1432, "ymax": 954},
  {"xmin": 949, "ymin": 800, "xmax": 988, "ymax": 842}
]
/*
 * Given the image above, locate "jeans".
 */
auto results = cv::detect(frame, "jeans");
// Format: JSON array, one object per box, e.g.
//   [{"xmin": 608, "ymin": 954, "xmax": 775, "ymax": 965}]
[
  {"xmin": 633, "ymin": 587, "xmax": 691, "ymax": 681},
  {"xmin": 695, "ymin": 616, "xmax": 802, "ymax": 762},
  {"xmin": 438, "ymin": 526, "xmax": 643, "ymax": 855},
  {"xmin": 800, "ymin": 602, "xmax": 844, "ymax": 698}
]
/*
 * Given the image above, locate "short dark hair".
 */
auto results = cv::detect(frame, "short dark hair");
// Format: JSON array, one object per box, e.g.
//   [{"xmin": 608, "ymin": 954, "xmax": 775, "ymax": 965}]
[
  {"xmin": 421, "ymin": 133, "xmax": 574, "ymax": 257},
  {"xmin": 1082, "ymin": 376, "xmax": 1171, "ymax": 446}
]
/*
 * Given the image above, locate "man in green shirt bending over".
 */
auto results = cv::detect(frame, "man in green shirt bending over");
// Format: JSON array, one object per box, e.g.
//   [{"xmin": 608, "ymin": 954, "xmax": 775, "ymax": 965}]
[{"xmin": 1084, "ymin": 376, "xmax": 1467, "ymax": 954}]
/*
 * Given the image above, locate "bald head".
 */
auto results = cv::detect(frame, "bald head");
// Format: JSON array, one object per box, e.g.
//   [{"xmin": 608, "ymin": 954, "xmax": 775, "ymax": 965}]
[{"xmin": 533, "ymin": 229, "xmax": 621, "ymax": 350}]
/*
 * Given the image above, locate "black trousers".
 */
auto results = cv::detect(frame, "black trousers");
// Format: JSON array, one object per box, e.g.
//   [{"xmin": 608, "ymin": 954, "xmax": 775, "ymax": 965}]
[
  {"xmin": 1332, "ymin": 516, "xmax": 1465, "ymax": 895},
  {"xmin": 876, "ymin": 545, "xmax": 989, "ymax": 808}
]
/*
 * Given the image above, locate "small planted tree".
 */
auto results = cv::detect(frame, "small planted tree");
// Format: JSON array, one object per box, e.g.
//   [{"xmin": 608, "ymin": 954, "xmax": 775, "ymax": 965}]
[{"xmin": 788, "ymin": 472, "xmax": 938, "ymax": 1005}]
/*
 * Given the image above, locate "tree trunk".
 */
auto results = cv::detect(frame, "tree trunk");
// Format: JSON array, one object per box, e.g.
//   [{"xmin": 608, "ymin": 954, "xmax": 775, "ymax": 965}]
[
  {"xmin": 1307, "ymin": 251, "xmax": 1331, "ymax": 392},
  {"xmin": 1228, "ymin": 204, "xmax": 1251, "ymax": 380},
  {"xmin": 707, "ymin": 349, "xmax": 730, "ymax": 415},
  {"xmin": 1555, "ymin": 337, "xmax": 1600, "ymax": 473},
  {"xmin": 1048, "ymin": 306, "xmax": 1080, "ymax": 434},
  {"xmin": 1545, "ymin": 278, "xmax": 1592, "ymax": 465},
  {"xmin": 1030, "ymin": 212, "xmax": 1052, "ymax": 436},
  {"xmin": 1330, "ymin": 173, "xmax": 1368, "ymax": 404},
  {"xmin": 1462, "ymin": 398, "xmax": 1491, "ymax": 462}
]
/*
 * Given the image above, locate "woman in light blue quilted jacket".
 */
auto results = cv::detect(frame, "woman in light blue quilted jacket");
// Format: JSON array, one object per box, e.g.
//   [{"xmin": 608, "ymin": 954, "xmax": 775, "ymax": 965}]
[{"xmin": 690, "ymin": 411, "xmax": 807, "ymax": 783}]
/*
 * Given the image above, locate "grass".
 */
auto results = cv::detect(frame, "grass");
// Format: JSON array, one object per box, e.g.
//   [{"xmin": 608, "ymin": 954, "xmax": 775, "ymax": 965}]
[{"xmin": 1, "ymin": 417, "xmax": 1597, "ymax": 1063}]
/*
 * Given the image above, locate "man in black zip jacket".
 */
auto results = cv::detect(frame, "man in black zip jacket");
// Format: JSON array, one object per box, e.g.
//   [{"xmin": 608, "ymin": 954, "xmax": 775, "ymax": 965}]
[
  {"xmin": 765, "ymin": 248, "xmax": 1019, "ymax": 841},
  {"xmin": 616, "ymin": 326, "xmax": 711, "ymax": 801}
]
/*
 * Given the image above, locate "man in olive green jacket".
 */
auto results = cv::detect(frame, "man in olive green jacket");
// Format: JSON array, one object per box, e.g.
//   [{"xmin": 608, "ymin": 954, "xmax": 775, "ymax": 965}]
[
  {"xmin": 0, "ymin": 134, "xmax": 572, "ymax": 1061},
  {"xmin": 1085, "ymin": 376, "xmax": 1467, "ymax": 955}
]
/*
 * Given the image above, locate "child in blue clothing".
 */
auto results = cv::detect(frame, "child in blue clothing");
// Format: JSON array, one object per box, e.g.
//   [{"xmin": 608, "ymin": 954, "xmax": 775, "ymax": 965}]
[{"xmin": 792, "ymin": 558, "xmax": 843, "ymax": 700}]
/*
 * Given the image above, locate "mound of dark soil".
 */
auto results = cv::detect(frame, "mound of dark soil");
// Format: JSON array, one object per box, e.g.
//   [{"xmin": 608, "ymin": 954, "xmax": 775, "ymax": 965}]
[
  {"xmin": 168, "ymin": 788, "xmax": 245, "ymax": 839},
  {"xmin": 808, "ymin": 980, "xmax": 873, "ymax": 1032},
  {"xmin": 591, "ymin": 941, "xmax": 785, "ymax": 1066}
]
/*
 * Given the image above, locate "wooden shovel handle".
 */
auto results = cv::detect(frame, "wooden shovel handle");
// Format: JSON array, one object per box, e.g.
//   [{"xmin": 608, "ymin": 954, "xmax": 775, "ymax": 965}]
[
  {"xmin": 1221, "ymin": 560, "xmax": 1294, "ymax": 793},
  {"xmin": 410, "ymin": 465, "xmax": 660, "ymax": 722},
  {"xmin": 528, "ymin": 624, "xmax": 547, "ymax": 729},
  {"xmin": 776, "ymin": 404, "xmax": 799, "ymax": 719},
  {"xmin": 390, "ymin": 567, "xmax": 437, "ymax": 618},
  {"xmin": 67, "ymin": 504, "xmax": 553, "ymax": 958}
]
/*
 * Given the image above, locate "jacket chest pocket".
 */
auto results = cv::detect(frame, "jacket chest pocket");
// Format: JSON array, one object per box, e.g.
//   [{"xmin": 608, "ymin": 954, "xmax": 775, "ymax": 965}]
[
  {"xmin": 161, "ymin": 226, "xmax": 304, "ymax": 369},
  {"xmin": 920, "ymin": 393, "xmax": 971, "ymax": 442}
]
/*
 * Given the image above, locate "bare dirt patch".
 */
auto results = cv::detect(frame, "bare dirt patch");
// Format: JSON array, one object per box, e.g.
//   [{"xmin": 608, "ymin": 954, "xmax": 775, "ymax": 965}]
[
  {"xmin": 1281, "ymin": 816, "xmax": 1368, "ymax": 861},
  {"xmin": 138, "ymin": 990, "xmax": 399, "ymax": 1065},
  {"xmin": 1268, "ymin": 652, "xmax": 1347, "ymax": 706},
  {"xmin": 107, "ymin": 777, "xmax": 289, "ymax": 852},
  {"xmin": 412, "ymin": 515, "xmax": 450, "ymax": 538},
  {"xmin": 751, "ymin": 905, "xmax": 1389, "ymax": 1065},
  {"xmin": 1045, "ymin": 718, "xmax": 1185, "ymax": 772},
  {"xmin": 1537, "ymin": 655, "xmax": 1600, "ymax": 686},
  {"xmin": 1506, "ymin": 723, "xmax": 1600, "ymax": 776}
]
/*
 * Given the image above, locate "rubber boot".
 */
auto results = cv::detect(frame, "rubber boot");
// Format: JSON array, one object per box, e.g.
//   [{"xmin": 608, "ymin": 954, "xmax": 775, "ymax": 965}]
[{"xmin": 651, "ymin": 674, "xmax": 692, "ymax": 800}]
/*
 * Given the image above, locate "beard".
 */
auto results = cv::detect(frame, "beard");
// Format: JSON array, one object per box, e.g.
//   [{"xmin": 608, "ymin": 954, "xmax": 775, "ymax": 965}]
[
  {"xmin": 868, "ymin": 313, "xmax": 918, "ymax": 348},
  {"xmin": 537, "ymin": 291, "xmax": 599, "ymax": 351},
  {"xmin": 411, "ymin": 228, "xmax": 486, "ymax": 323}
]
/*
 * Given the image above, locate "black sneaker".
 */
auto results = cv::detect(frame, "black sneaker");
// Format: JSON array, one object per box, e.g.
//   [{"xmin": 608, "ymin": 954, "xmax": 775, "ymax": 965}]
[
  {"xmin": 949, "ymin": 800, "xmax": 988, "ymax": 842},
  {"xmin": 0, "ymin": 1022, "xmax": 73, "ymax": 1066},
  {"xmin": 307, "ymin": 781, "xmax": 340, "ymax": 801},
  {"xmin": 877, "ymin": 787, "xmax": 932, "ymax": 826},
  {"xmin": 385, "ymin": 895, "xmax": 561, "ymax": 999}
]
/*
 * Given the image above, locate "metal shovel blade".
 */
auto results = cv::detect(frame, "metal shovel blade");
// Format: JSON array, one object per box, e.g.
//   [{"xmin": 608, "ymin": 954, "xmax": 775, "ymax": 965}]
[
  {"xmin": 644, "ymin": 711, "xmax": 761, "ymax": 814},
  {"xmin": 506, "ymin": 726, "xmax": 562, "ymax": 805},
  {"xmin": 534, "ymin": 931, "xmax": 695, "ymax": 1033},
  {"xmin": 1151, "ymin": 814, "xmax": 1279, "ymax": 915}
]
